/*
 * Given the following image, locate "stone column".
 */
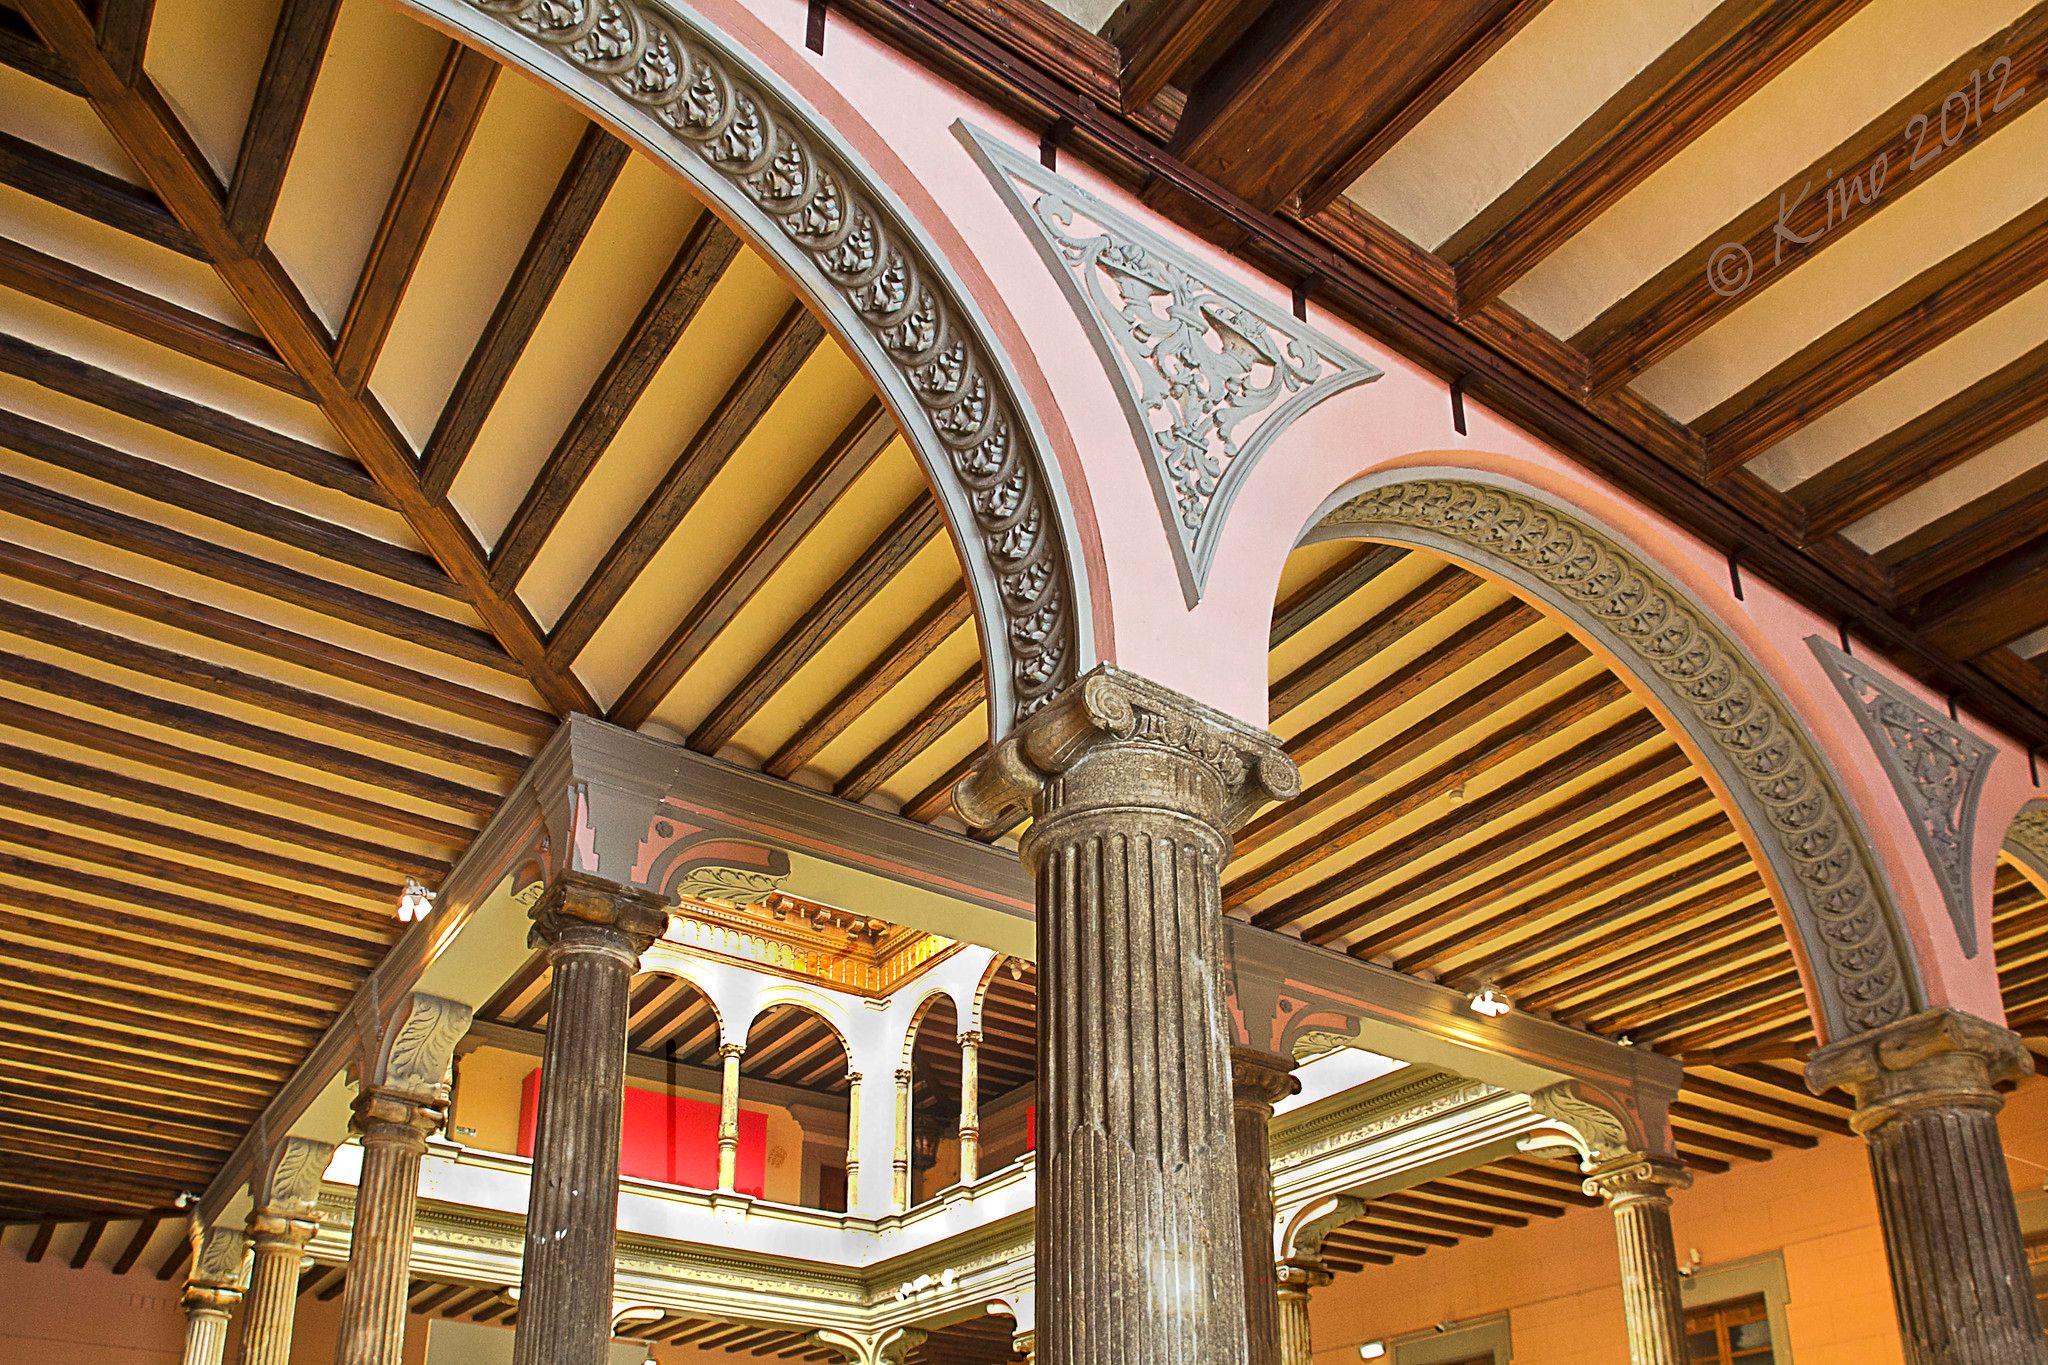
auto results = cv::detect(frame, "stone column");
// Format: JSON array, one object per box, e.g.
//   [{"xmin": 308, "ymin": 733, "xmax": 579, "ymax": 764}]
[
  {"xmin": 239, "ymin": 1138, "xmax": 334, "ymax": 1365},
  {"xmin": 1585, "ymin": 1155, "xmax": 1692, "ymax": 1365},
  {"xmin": 513, "ymin": 875, "xmax": 668, "ymax": 1365},
  {"xmin": 959, "ymin": 1030, "xmax": 983, "ymax": 1185},
  {"xmin": 844, "ymin": 1071, "xmax": 863, "ymax": 1209},
  {"xmin": 1807, "ymin": 1008, "xmax": 2048, "ymax": 1364},
  {"xmin": 1274, "ymin": 1261, "xmax": 1329, "ymax": 1365},
  {"xmin": 1230, "ymin": 1047, "xmax": 1300, "ymax": 1365},
  {"xmin": 180, "ymin": 1222, "xmax": 248, "ymax": 1365},
  {"xmin": 337, "ymin": 993, "xmax": 471, "ymax": 1365},
  {"xmin": 957, "ymin": 666, "xmax": 1299, "ymax": 1365},
  {"xmin": 717, "ymin": 1041, "xmax": 746, "ymax": 1192},
  {"xmin": 891, "ymin": 1065, "xmax": 914, "ymax": 1210}
]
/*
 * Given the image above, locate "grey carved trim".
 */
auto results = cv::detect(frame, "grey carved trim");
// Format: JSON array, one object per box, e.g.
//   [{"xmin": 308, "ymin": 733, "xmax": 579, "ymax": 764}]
[
  {"xmin": 1311, "ymin": 475, "xmax": 1921, "ymax": 1039},
  {"xmin": 1270, "ymin": 1071, "xmax": 1495, "ymax": 1173},
  {"xmin": 958, "ymin": 123, "xmax": 1380, "ymax": 607},
  {"xmin": 367, "ymin": 993, "xmax": 474, "ymax": 1099},
  {"xmin": 255, "ymin": 1137, "xmax": 335, "ymax": 1216},
  {"xmin": 1810, "ymin": 637, "xmax": 1994, "ymax": 958},
  {"xmin": 188, "ymin": 1219, "xmax": 251, "ymax": 1291},
  {"xmin": 1278, "ymin": 1194, "xmax": 1367, "ymax": 1262},
  {"xmin": 1525, "ymin": 1081, "xmax": 1634, "ymax": 1166},
  {"xmin": 426, "ymin": 0, "xmax": 1082, "ymax": 728}
]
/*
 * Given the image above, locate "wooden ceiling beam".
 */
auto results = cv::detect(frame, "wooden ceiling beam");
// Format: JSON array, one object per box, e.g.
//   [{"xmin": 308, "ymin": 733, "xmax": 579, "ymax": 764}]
[
  {"xmin": 1510, "ymin": 866, "xmax": 1765, "ymax": 1003},
  {"xmin": 611, "ymin": 399, "xmax": 893, "ymax": 730},
  {"xmin": 109, "ymin": 1212, "xmax": 165, "ymax": 1274},
  {"xmin": 837, "ymin": 662, "xmax": 983, "ymax": 804},
  {"xmin": 0, "ymin": 12, "xmax": 77, "ymax": 92},
  {"xmin": 1913, "ymin": 535, "xmax": 2048, "ymax": 658},
  {"xmin": 0, "ymin": 129, "xmax": 200, "ymax": 257},
  {"xmin": 2, "ymin": 933, "xmax": 333, "ymax": 1033},
  {"xmin": 0, "ymin": 739, "xmax": 446, "ymax": 876},
  {"xmin": 1269, "ymin": 567, "xmax": 1480, "ymax": 718},
  {"xmin": 0, "ymin": 1013, "xmax": 299, "ymax": 1093},
  {"xmin": 1169, "ymin": 0, "xmax": 1537, "ymax": 214},
  {"xmin": 903, "ymin": 749, "xmax": 977, "ymax": 825},
  {"xmin": 1793, "ymin": 340, "xmax": 2048, "ymax": 539},
  {"xmin": 687, "ymin": 497, "xmax": 943, "ymax": 755},
  {"xmin": 1576, "ymin": 3, "xmax": 2048, "ymax": 397},
  {"xmin": 1113, "ymin": 0, "xmax": 1254, "ymax": 114},
  {"xmin": 1701, "ymin": 197, "xmax": 2048, "ymax": 473},
  {"xmin": 16, "ymin": 0, "xmax": 590, "ymax": 711},
  {"xmin": 1680, "ymin": 1073, "xmax": 1851, "ymax": 1137},
  {"xmin": 0, "ymin": 468, "xmax": 514, "ymax": 669},
  {"xmin": 421, "ymin": 124, "xmax": 628, "ymax": 499},
  {"xmin": 0, "ymin": 233, "xmax": 303, "ymax": 393},
  {"xmin": 334, "ymin": 41, "xmax": 498, "ymax": 389},
  {"xmin": 0, "ymin": 538, "xmax": 553, "ymax": 740},
  {"xmin": 221, "ymin": 0, "xmax": 342, "ymax": 251},
  {"xmin": 0, "ymin": 330, "xmax": 378, "ymax": 499},
  {"xmin": 492, "ymin": 212, "xmax": 745, "ymax": 594},
  {"xmin": 1885, "ymin": 472, "xmax": 2048, "ymax": 601},
  {"xmin": 1268, "ymin": 544, "xmax": 1406, "ymax": 647},
  {"xmin": 9, "ymin": 970, "xmax": 315, "ymax": 1061},
  {"xmin": 91, "ymin": 0, "xmax": 151, "ymax": 86},
  {"xmin": 0, "ymin": 596, "xmax": 524, "ymax": 775},
  {"xmin": 1446, "ymin": 0, "xmax": 1869, "ymax": 312}
]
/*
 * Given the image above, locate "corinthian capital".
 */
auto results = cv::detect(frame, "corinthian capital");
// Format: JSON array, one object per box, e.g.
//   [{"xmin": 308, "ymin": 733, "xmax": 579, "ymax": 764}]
[
  {"xmin": 1806, "ymin": 1007, "xmax": 2031, "ymax": 1130},
  {"xmin": 955, "ymin": 665, "xmax": 1298, "ymax": 836}
]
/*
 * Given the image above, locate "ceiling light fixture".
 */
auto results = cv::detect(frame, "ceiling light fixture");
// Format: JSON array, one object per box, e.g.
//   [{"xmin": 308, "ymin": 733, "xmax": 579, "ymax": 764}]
[
  {"xmin": 1359, "ymin": 1344, "xmax": 1388, "ymax": 1360},
  {"xmin": 397, "ymin": 877, "xmax": 437, "ymax": 924},
  {"xmin": 1467, "ymin": 985, "xmax": 1514, "ymax": 1019}
]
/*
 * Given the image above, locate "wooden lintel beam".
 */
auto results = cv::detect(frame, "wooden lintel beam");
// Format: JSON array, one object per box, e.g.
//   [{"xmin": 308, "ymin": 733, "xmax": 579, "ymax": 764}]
[
  {"xmin": 1913, "ymin": 536, "xmax": 2048, "ymax": 659},
  {"xmin": 334, "ymin": 40, "xmax": 499, "ymax": 389},
  {"xmin": 1446, "ymin": 0, "xmax": 1870, "ymax": 311},
  {"xmin": 109, "ymin": 1211, "xmax": 164, "ymax": 1274},
  {"xmin": 221, "ymin": 0, "xmax": 343, "ymax": 251},
  {"xmin": 1114, "ymin": 0, "xmax": 1251, "ymax": 113}
]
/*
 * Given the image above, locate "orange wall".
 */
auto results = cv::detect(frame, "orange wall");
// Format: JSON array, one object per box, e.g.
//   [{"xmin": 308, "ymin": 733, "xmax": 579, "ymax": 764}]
[
  {"xmin": 0, "ymin": 1254, "xmax": 186, "ymax": 1364},
  {"xmin": 1307, "ymin": 1075, "xmax": 2048, "ymax": 1364}
]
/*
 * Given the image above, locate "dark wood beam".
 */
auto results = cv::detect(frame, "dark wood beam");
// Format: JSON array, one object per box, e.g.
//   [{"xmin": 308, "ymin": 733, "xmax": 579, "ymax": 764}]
[
  {"xmin": 421, "ymin": 124, "xmax": 628, "ymax": 499},
  {"xmin": 0, "ymin": 129, "xmax": 199, "ymax": 256},
  {"xmin": 1269, "ymin": 567, "xmax": 1477, "ymax": 718},
  {"xmin": 1576, "ymin": 3, "xmax": 2048, "ymax": 396},
  {"xmin": 490, "ymin": 211, "xmax": 743, "ymax": 591},
  {"xmin": 0, "ymin": 13, "xmax": 78, "ymax": 92},
  {"xmin": 1113, "ymin": 0, "xmax": 1254, "ymax": 114},
  {"xmin": 608, "ymin": 399, "xmax": 892, "ymax": 729},
  {"xmin": 0, "ymin": 233, "xmax": 303, "ymax": 393},
  {"xmin": 1793, "ymin": 339, "xmax": 2048, "ymax": 538},
  {"xmin": 1170, "ymin": 0, "xmax": 1535, "ymax": 213},
  {"xmin": 1702, "ymin": 197, "xmax": 2048, "ymax": 473},
  {"xmin": 0, "ymin": 329, "xmax": 380, "ymax": 498},
  {"xmin": 1885, "ymin": 469, "xmax": 2048, "ymax": 602},
  {"xmin": 1268, "ymin": 544, "xmax": 1407, "ymax": 647},
  {"xmin": 1913, "ymin": 536, "xmax": 2048, "ymax": 658},
  {"xmin": 0, "ymin": 537, "xmax": 551, "ymax": 739},
  {"xmin": 334, "ymin": 41, "xmax": 498, "ymax": 388},
  {"xmin": 687, "ymin": 498, "xmax": 942, "ymax": 755},
  {"xmin": 221, "ymin": 0, "xmax": 343, "ymax": 251},
  {"xmin": 17, "ymin": 0, "xmax": 591, "ymax": 711},
  {"xmin": 109, "ymin": 1211, "xmax": 165, "ymax": 1274},
  {"xmin": 543, "ymin": 300, "xmax": 823, "ymax": 663},
  {"xmin": 837, "ymin": 662, "xmax": 983, "ymax": 803},
  {"xmin": 1445, "ymin": 0, "xmax": 1870, "ymax": 311}
]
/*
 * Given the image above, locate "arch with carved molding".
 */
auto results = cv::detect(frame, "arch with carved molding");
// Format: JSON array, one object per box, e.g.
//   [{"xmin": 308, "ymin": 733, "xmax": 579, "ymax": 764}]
[
  {"xmin": 1299, "ymin": 470, "xmax": 1926, "ymax": 1044},
  {"xmin": 2005, "ymin": 799, "xmax": 2048, "ymax": 897},
  {"xmin": 966, "ymin": 953, "xmax": 1023, "ymax": 1036},
  {"xmin": 394, "ymin": 0, "xmax": 1091, "ymax": 733}
]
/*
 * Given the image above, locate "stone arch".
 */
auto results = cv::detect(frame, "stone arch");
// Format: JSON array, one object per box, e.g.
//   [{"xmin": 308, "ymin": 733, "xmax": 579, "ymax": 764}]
[
  {"xmin": 735, "ymin": 983, "xmax": 857, "ymax": 1075},
  {"xmin": 2006, "ymin": 799, "xmax": 2048, "ymax": 896},
  {"xmin": 633, "ymin": 961, "xmax": 734, "ymax": 1045},
  {"xmin": 396, "ymin": 0, "xmax": 1089, "ymax": 731},
  {"xmin": 1300, "ymin": 471, "xmax": 1926, "ymax": 1043},
  {"xmin": 967, "ymin": 953, "xmax": 1016, "ymax": 1035},
  {"xmin": 899, "ymin": 987, "xmax": 963, "ymax": 1069}
]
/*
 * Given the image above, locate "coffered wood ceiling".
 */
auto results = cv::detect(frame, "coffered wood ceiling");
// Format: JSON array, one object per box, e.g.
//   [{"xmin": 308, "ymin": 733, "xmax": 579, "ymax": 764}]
[{"xmin": 843, "ymin": 0, "xmax": 2048, "ymax": 753}]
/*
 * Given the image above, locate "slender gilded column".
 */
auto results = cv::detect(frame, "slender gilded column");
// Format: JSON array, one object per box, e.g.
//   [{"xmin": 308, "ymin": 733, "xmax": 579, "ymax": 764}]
[
  {"xmin": 844, "ymin": 1071, "xmax": 863, "ymax": 1209},
  {"xmin": 513, "ymin": 876, "xmax": 668, "ymax": 1365},
  {"xmin": 180, "ymin": 1223, "xmax": 247, "ymax": 1365},
  {"xmin": 1013, "ymin": 1329, "xmax": 1038, "ymax": 1364},
  {"xmin": 1274, "ymin": 1261, "xmax": 1329, "ymax": 1365},
  {"xmin": 1231, "ymin": 1047, "xmax": 1299, "ymax": 1365},
  {"xmin": 1808, "ymin": 1008, "xmax": 2048, "ymax": 1364},
  {"xmin": 717, "ymin": 1042, "xmax": 746, "ymax": 1193},
  {"xmin": 239, "ymin": 1138, "xmax": 333, "ymax": 1365},
  {"xmin": 892, "ymin": 1066, "xmax": 914, "ymax": 1210},
  {"xmin": 959, "ymin": 1030, "xmax": 983, "ymax": 1185},
  {"xmin": 957, "ymin": 666, "xmax": 1299, "ymax": 1365},
  {"xmin": 1585, "ymin": 1155, "xmax": 1692, "ymax": 1365},
  {"xmin": 337, "ymin": 994, "xmax": 470, "ymax": 1365}
]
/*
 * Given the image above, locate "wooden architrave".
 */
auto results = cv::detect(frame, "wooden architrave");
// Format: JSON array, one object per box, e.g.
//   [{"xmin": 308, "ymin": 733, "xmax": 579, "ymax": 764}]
[
  {"xmin": 402, "ymin": 0, "xmax": 1091, "ymax": 733},
  {"xmin": 1305, "ymin": 472, "xmax": 1927, "ymax": 1043}
]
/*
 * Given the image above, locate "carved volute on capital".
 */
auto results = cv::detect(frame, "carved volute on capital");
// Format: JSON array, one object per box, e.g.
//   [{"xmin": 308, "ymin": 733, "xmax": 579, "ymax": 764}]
[
  {"xmin": 1583, "ymin": 1154, "xmax": 1692, "ymax": 1210},
  {"xmin": 955, "ymin": 665, "xmax": 1299, "ymax": 844},
  {"xmin": 1231, "ymin": 1046, "xmax": 1302, "ymax": 1112},
  {"xmin": 250, "ymin": 1137, "xmax": 334, "ymax": 1246},
  {"xmin": 187, "ymin": 1220, "xmax": 250, "ymax": 1293},
  {"xmin": 527, "ymin": 871, "xmax": 671, "ymax": 965},
  {"xmin": 1806, "ymin": 1007, "xmax": 2032, "ymax": 1131}
]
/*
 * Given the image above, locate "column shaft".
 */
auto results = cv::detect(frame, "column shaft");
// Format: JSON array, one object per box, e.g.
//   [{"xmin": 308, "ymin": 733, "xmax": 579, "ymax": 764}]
[
  {"xmin": 718, "ymin": 1044, "xmax": 745, "ymax": 1193},
  {"xmin": 1274, "ymin": 1262, "xmax": 1327, "ymax": 1365},
  {"xmin": 959, "ymin": 1032, "xmax": 982, "ymax": 1186},
  {"xmin": 844, "ymin": 1072, "xmax": 863, "ymax": 1210},
  {"xmin": 1810, "ymin": 1008, "xmax": 2048, "ymax": 1365},
  {"xmin": 513, "ymin": 896, "xmax": 657, "ymax": 1365},
  {"xmin": 238, "ymin": 1222, "xmax": 312, "ymax": 1365},
  {"xmin": 181, "ymin": 1295, "xmax": 235, "ymax": 1365},
  {"xmin": 1606, "ymin": 1185, "xmax": 1688, "ymax": 1364},
  {"xmin": 335, "ymin": 1106, "xmax": 432, "ymax": 1365},
  {"xmin": 892, "ymin": 1067, "xmax": 913, "ymax": 1210},
  {"xmin": 1232, "ymin": 1048, "xmax": 1298, "ymax": 1365}
]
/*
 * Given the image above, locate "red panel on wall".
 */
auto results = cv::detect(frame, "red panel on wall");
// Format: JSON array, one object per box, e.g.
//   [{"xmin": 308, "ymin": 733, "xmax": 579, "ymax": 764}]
[{"xmin": 518, "ymin": 1069, "xmax": 767, "ymax": 1195}]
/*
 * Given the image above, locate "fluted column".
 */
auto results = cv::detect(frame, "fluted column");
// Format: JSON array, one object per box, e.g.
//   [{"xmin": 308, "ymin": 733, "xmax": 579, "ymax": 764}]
[
  {"xmin": 1274, "ymin": 1261, "xmax": 1329, "ymax": 1365},
  {"xmin": 239, "ymin": 1136, "xmax": 332, "ymax": 1365},
  {"xmin": 844, "ymin": 1071, "xmax": 863, "ymax": 1209},
  {"xmin": 180, "ymin": 1223, "xmax": 247, "ymax": 1365},
  {"xmin": 1231, "ymin": 1047, "xmax": 1300, "ymax": 1365},
  {"xmin": 959, "ymin": 1030, "xmax": 983, "ymax": 1185},
  {"xmin": 513, "ymin": 876, "xmax": 668, "ymax": 1365},
  {"xmin": 717, "ymin": 1042, "xmax": 746, "ymax": 1192},
  {"xmin": 957, "ymin": 666, "xmax": 1300, "ymax": 1365},
  {"xmin": 336, "ymin": 1093, "xmax": 440, "ymax": 1365},
  {"xmin": 1585, "ymin": 1155, "xmax": 1692, "ymax": 1365},
  {"xmin": 892, "ymin": 1066, "xmax": 914, "ymax": 1210},
  {"xmin": 1808, "ymin": 1008, "xmax": 2048, "ymax": 1364}
]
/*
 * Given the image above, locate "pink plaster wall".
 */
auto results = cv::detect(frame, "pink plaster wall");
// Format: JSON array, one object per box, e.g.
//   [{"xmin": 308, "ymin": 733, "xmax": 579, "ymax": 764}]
[{"xmin": 1306, "ymin": 1075, "xmax": 2048, "ymax": 1364}]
